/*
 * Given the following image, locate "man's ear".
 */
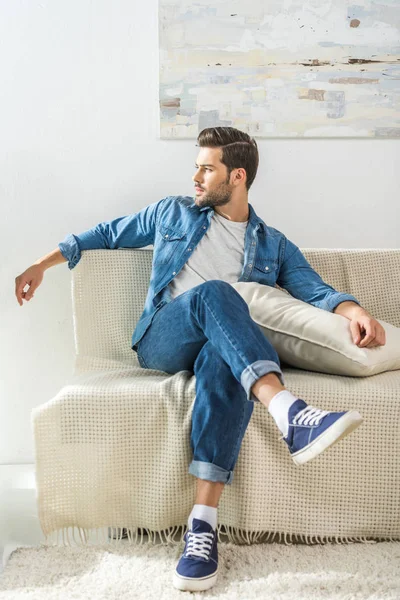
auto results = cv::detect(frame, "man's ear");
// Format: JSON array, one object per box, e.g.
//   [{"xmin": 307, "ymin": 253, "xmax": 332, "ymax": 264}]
[{"xmin": 235, "ymin": 168, "xmax": 246, "ymax": 184}]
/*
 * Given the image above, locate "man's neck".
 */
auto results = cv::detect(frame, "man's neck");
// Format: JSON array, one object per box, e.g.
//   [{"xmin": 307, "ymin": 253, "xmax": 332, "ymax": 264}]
[{"xmin": 214, "ymin": 201, "xmax": 249, "ymax": 223}]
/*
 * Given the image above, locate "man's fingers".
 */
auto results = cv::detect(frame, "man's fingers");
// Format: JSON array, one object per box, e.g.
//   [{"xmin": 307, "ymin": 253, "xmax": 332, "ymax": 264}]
[
  {"xmin": 16, "ymin": 281, "xmax": 35, "ymax": 303},
  {"xmin": 16, "ymin": 282, "xmax": 26, "ymax": 304},
  {"xmin": 350, "ymin": 321, "xmax": 361, "ymax": 344},
  {"xmin": 15, "ymin": 267, "xmax": 43, "ymax": 305},
  {"xmin": 353, "ymin": 321, "xmax": 386, "ymax": 348},
  {"xmin": 360, "ymin": 325, "xmax": 386, "ymax": 348},
  {"xmin": 24, "ymin": 290, "xmax": 35, "ymax": 300},
  {"xmin": 358, "ymin": 325, "xmax": 375, "ymax": 347}
]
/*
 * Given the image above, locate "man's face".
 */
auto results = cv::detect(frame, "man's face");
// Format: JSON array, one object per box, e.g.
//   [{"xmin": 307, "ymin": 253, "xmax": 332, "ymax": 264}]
[{"xmin": 192, "ymin": 147, "xmax": 236, "ymax": 209}]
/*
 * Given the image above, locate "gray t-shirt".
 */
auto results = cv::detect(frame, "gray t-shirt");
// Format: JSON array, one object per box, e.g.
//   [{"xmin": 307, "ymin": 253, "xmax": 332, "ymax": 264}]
[{"xmin": 168, "ymin": 210, "xmax": 248, "ymax": 300}]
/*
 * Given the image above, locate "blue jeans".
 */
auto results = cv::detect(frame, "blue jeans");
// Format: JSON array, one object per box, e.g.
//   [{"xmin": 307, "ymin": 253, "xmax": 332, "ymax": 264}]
[{"xmin": 135, "ymin": 280, "xmax": 285, "ymax": 485}]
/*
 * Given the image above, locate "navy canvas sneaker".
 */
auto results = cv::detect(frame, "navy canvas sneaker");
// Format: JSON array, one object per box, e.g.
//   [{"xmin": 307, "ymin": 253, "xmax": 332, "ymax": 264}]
[
  {"xmin": 172, "ymin": 518, "xmax": 219, "ymax": 592},
  {"xmin": 279, "ymin": 399, "xmax": 363, "ymax": 465}
]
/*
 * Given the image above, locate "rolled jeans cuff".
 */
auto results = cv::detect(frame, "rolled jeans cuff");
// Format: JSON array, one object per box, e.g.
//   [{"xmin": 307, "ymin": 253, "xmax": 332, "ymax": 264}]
[
  {"xmin": 240, "ymin": 360, "xmax": 285, "ymax": 403},
  {"xmin": 188, "ymin": 460, "xmax": 234, "ymax": 485}
]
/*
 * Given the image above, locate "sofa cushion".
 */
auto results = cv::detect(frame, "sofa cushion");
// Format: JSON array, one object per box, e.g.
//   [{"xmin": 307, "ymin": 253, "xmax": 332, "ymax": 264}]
[{"xmin": 231, "ymin": 282, "xmax": 400, "ymax": 377}]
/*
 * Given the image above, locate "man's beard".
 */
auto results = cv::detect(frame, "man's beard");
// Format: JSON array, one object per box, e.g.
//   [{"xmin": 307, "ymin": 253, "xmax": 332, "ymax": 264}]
[{"xmin": 196, "ymin": 179, "xmax": 233, "ymax": 208}]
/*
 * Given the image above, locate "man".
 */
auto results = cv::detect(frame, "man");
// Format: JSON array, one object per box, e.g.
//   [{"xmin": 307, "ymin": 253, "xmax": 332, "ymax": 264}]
[{"xmin": 15, "ymin": 126, "xmax": 386, "ymax": 593}]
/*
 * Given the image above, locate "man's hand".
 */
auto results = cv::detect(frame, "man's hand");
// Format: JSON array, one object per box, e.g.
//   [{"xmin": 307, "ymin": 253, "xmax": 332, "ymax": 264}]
[
  {"xmin": 350, "ymin": 309, "xmax": 386, "ymax": 348},
  {"xmin": 15, "ymin": 265, "xmax": 45, "ymax": 306}
]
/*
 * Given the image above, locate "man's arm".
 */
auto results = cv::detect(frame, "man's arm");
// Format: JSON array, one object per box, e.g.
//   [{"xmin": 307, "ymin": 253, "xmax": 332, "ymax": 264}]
[
  {"xmin": 58, "ymin": 197, "xmax": 168, "ymax": 270},
  {"xmin": 276, "ymin": 236, "xmax": 362, "ymax": 312},
  {"xmin": 275, "ymin": 236, "xmax": 386, "ymax": 348},
  {"xmin": 34, "ymin": 247, "xmax": 68, "ymax": 270}
]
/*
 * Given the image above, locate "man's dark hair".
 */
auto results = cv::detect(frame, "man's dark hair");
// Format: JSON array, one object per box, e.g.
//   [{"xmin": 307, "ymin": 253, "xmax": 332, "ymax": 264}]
[{"xmin": 196, "ymin": 127, "xmax": 259, "ymax": 191}]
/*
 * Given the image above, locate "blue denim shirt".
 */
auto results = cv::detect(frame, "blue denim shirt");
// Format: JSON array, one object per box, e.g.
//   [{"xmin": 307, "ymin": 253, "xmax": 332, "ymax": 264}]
[{"xmin": 58, "ymin": 195, "xmax": 361, "ymax": 352}]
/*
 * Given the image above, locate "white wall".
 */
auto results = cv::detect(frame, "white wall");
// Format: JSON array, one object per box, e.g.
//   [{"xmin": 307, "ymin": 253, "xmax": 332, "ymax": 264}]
[{"xmin": 1, "ymin": 0, "xmax": 399, "ymax": 464}]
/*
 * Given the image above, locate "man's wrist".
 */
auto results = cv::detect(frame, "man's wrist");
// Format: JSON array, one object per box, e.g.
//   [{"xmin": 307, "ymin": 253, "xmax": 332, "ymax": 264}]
[{"xmin": 333, "ymin": 301, "xmax": 366, "ymax": 320}]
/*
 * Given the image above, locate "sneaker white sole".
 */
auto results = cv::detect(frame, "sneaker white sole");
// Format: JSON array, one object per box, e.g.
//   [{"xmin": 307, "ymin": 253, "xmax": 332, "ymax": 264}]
[
  {"xmin": 172, "ymin": 568, "xmax": 218, "ymax": 592},
  {"xmin": 290, "ymin": 410, "xmax": 364, "ymax": 466}
]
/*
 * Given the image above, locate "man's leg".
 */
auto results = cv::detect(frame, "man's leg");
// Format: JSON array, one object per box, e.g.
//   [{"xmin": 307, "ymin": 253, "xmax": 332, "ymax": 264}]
[
  {"xmin": 251, "ymin": 372, "xmax": 286, "ymax": 406},
  {"xmin": 189, "ymin": 371, "xmax": 284, "ymax": 511},
  {"xmin": 195, "ymin": 479, "xmax": 225, "ymax": 508},
  {"xmin": 178, "ymin": 339, "xmax": 253, "ymax": 592},
  {"xmin": 188, "ymin": 340, "xmax": 254, "ymax": 495},
  {"xmin": 190, "ymin": 373, "xmax": 284, "ymax": 510}
]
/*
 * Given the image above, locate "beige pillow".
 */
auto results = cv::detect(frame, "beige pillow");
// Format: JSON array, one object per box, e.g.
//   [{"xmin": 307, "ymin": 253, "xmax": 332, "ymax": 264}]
[{"xmin": 231, "ymin": 281, "xmax": 400, "ymax": 377}]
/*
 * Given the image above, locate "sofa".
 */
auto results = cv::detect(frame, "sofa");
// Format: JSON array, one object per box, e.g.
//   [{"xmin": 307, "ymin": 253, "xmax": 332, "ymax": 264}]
[{"xmin": 32, "ymin": 247, "xmax": 400, "ymax": 547}]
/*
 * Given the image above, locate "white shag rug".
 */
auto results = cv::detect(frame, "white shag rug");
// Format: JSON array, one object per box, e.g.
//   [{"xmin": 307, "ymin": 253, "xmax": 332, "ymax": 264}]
[{"xmin": 1, "ymin": 538, "xmax": 399, "ymax": 599}]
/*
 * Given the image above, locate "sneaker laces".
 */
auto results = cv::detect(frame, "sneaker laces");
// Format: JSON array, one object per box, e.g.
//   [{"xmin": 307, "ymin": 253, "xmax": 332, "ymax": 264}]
[
  {"xmin": 278, "ymin": 405, "xmax": 331, "ymax": 440},
  {"xmin": 185, "ymin": 530, "xmax": 214, "ymax": 559}
]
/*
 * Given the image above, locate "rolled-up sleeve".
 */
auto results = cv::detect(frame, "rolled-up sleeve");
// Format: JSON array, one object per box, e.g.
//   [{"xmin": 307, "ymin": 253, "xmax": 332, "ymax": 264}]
[
  {"xmin": 58, "ymin": 197, "xmax": 168, "ymax": 270},
  {"xmin": 58, "ymin": 234, "xmax": 82, "ymax": 270},
  {"xmin": 277, "ymin": 236, "xmax": 361, "ymax": 312}
]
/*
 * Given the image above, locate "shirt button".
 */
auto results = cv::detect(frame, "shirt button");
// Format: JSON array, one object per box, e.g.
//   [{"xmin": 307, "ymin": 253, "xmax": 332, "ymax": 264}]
[
  {"xmin": 265, "ymin": 266, "xmax": 269, "ymax": 271},
  {"xmin": 165, "ymin": 234, "xmax": 169, "ymax": 238},
  {"xmin": 252, "ymin": 242, "xmax": 255, "ymax": 246},
  {"xmin": 248, "ymin": 263, "xmax": 252, "ymax": 268},
  {"xmin": 188, "ymin": 248, "xmax": 191, "ymax": 251},
  {"xmin": 172, "ymin": 272, "xmax": 176, "ymax": 275},
  {"xmin": 203, "ymin": 226, "xmax": 206, "ymax": 229}
]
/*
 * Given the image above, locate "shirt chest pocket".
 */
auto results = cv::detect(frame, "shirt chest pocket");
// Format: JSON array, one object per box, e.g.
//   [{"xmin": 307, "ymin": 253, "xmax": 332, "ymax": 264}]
[
  {"xmin": 251, "ymin": 257, "xmax": 279, "ymax": 286},
  {"xmin": 154, "ymin": 224, "xmax": 187, "ymax": 264}
]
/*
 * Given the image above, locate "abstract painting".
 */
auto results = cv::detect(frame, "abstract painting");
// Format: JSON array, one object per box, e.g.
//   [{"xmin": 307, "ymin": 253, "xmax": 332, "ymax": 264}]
[{"xmin": 159, "ymin": 0, "xmax": 400, "ymax": 138}]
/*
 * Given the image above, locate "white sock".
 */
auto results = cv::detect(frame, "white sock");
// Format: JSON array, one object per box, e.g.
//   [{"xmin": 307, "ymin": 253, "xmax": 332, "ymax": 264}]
[
  {"xmin": 188, "ymin": 504, "xmax": 218, "ymax": 530},
  {"xmin": 268, "ymin": 390, "xmax": 302, "ymax": 438}
]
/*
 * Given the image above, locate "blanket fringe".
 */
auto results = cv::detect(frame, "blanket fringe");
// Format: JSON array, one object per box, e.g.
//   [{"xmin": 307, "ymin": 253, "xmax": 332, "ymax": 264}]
[{"xmin": 37, "ymin": 525, "xmax": 400, "ymax": 549}]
